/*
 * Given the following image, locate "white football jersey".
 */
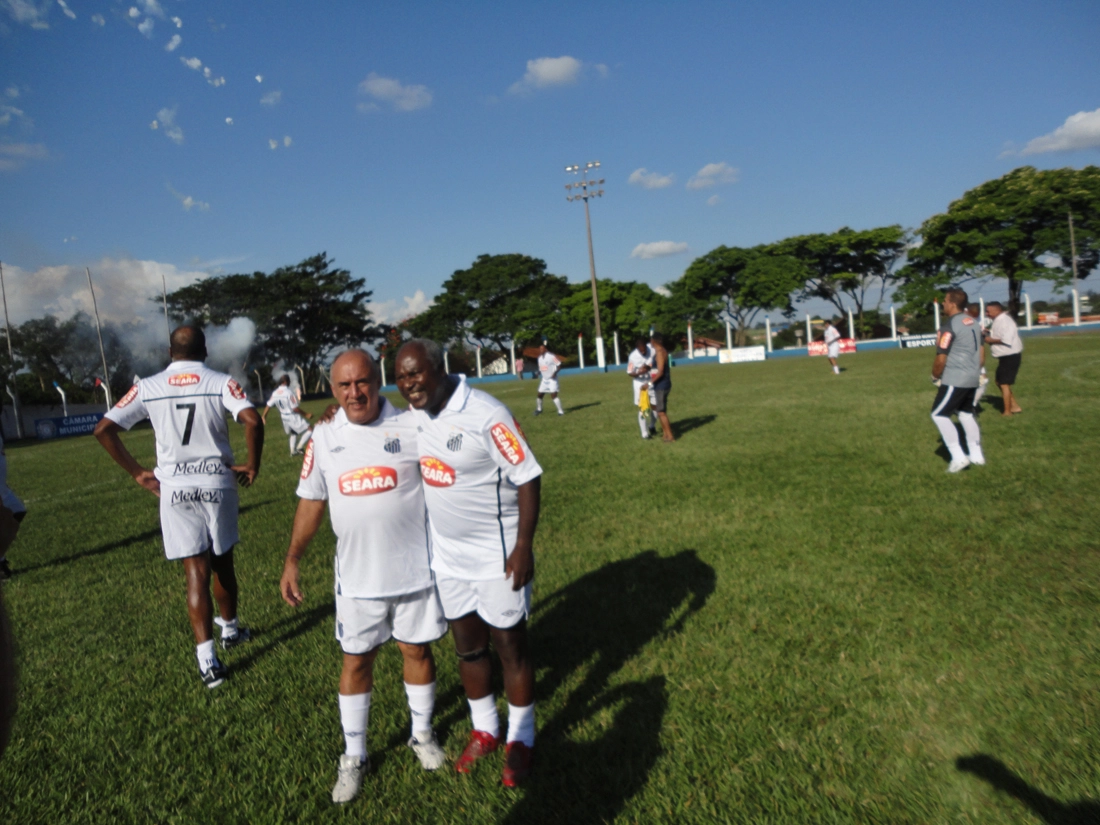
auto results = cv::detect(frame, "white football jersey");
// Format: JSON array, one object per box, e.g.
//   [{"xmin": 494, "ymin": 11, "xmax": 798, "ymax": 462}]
[
  {"xmin": 537, "ymin": 352, "xmax": 561, "ymax": 378},
  {"xmin": 824, "ymin": 325, "xmax": 841, "ymax": 344},
  {"xmin": 406, "ymin": 376, "xmax": 543, "ymax": 582},
  {"xmin": 266, "ymin": 385, "xmax": 299, "ymax": 417},
  {"xmin": 296, "ymin": 399, "xmax": 434, "ymax": 600},
  {"xmin": 105, "ymin": 360, "xmax": 253, "ymax": 490},
  {"xmin": 627, "ymin": 348, "xmax": 654, "ymax": 387}
]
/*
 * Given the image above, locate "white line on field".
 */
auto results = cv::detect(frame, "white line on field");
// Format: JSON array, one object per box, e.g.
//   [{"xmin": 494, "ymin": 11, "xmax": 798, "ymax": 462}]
[{"xmin": 23, "ymin": 480, "xmax": 122, "ymax": 505}]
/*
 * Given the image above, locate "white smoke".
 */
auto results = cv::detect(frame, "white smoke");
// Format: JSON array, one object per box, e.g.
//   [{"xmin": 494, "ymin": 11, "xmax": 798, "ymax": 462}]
[
  {"xmin": 270, "ymin": 359, "xmax": 301, "ymax": 399},
  {"xmin": 205, "ymin": 317, "xmax": 256, "ymax": 388}
]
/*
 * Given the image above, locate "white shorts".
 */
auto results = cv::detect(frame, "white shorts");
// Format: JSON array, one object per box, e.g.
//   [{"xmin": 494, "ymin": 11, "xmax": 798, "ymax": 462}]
[
  {"xmin": 159, "ymin": 486, "xmax": 239, "ymax": 560},
  {"xmin": 335, "ymin": 587, "xmax": 448, "ymax": 654},
  {"xmin": 435, "ymin": 575, "xmax": 532, "ymax": 628},
  {"xmin": 632, "ymin": 382, "xmax": 656, "ymax": 407},
  {"xmin": 827, "ymin": 343, "xmax": 840, "ymax": 359},
  {"xmin": 281, "ymin": 414, "xmax": 310, "ymax": 435},
  {"xmin": 537, "ymin": 378, "xmax": 559, "ymax": 394}
]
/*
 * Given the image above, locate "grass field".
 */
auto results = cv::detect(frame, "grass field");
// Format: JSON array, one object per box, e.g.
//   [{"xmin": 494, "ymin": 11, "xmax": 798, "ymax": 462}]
[{"xmin": 2, "ymin": 333, "xmax": 1099, "ymax": 824}]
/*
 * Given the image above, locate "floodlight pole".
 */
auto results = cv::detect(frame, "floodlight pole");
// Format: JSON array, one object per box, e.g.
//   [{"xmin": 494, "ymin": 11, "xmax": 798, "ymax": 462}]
[
  {"xmin": 0, "ymin": 261, "xmax": 24, "ymax": 438},
  {"xmin": 86, "ymin": 268, "xmax": 113, "ymax": 406},
  {"xmin": 565, "ymin": 162, "xmax": 606, "ymax": 369}
]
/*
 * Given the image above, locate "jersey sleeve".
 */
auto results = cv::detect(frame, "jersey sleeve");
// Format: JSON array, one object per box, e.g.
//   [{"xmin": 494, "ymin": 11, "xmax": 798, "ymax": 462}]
[
  {"xmin": 222, "ymin": 377, "xmax": 254, "ymax": 421},
  {"xmin": 265, "ymin": 392, "xmax": 278, "ymax": 407},
  {"xmin": 294, "ymin": 439, "xmax": 327, "ymax": 500},
  {"xmin": 483, "ymin": 404, "xmax": 543, "ymax": 486},
  {"xmin": 104, "ymin": 383, "xmax": 149, "ymax": 430},
  {"xmin": 935, "ymin": 327, "xmax": 955, "ymax": 355}
]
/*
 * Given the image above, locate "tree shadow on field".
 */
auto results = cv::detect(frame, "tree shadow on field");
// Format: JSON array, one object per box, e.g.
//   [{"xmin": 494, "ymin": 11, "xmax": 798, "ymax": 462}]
[
  {"xmin": 564, "ymin": 402, "xmax": 601, "ymax": 413},
  {"xmin": 500, "ymin": 549, "xmax": 716, "ymax": 825},
  {"xmin": 671, "ymin": 414, "xmax": 716, "ymax": 439},
  {"xmin": 228, "ymin": 602, "xmax": 333, "ymax": 676},
  {"xmin": 957, "ymin": 754, "xmax": 1100, "ymax": 824}
]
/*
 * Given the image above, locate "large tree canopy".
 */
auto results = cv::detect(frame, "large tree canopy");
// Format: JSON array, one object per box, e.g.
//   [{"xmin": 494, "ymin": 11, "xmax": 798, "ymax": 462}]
[
  {"xmin": 896, "ymin": 166, "xmax": 1100, "ymax": 316},
  {"xmin": 165, "ymin": 253, "xmax": 381, "ymax": 383},
  {"xmin": 13, "ymin": 313, "xmax": 132, "ymax": 399},
  {"xmin": 555, "ymin": 280, "xmax": 668, "ymax": 353}
]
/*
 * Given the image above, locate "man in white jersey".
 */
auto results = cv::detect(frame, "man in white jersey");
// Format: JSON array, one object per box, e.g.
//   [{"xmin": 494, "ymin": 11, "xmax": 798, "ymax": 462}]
[
  {"xmin": 533, "ymin": 343, "xmax": 564, "ymax": 416},
  {"xmin": 823, "ymin": 320, "xmax": 841, "ymax": 375},
  {"xmin": 626, "ymin": 337, "xmax": 656, "ymax": 439},
  {"xmin": 394, "ymin": 338, "xmax": 542, "ymax": 788},
  {"xmin": 0, "ymin": 433, "xmax": 27, "ymax": 580},
  {"xmin": 280, "ymin": 349, "xmax": 448, "ymax": 804},
  {"xmin": 262, "ymin": 375, "xmax": 314, "ymax": 455},
  {"xmin": 94, "ymin": 326, "xmax": 263, "ymax": 688}
]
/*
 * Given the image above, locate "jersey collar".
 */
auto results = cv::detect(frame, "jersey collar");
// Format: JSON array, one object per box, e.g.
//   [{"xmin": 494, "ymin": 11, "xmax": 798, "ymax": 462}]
[{"xmin": 440, "ymin": 374, "xmax": 471, "ymax": 416}]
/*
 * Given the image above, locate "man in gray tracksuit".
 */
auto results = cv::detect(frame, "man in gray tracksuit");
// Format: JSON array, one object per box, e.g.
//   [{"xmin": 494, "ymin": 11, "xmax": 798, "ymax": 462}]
[{"xmin": 930, "ymin": 288, "xmax": 985, "ymax": 473}]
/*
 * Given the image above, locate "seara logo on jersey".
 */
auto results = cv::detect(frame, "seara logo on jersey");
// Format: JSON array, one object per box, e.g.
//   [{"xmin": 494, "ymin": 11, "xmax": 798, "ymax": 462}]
[
  {"xmin": 116, "ymin": 385, "xmax": 139, "ymax": 408},
  {"xmin": 338, "ymin": 466, "xmax": 398, "ymax": 495},
  {"xmin": 227, "ymin": 379, "xmax": 246, "ymax": 400},
  {"xmin": 419, "ymin": 457, "xmax": 456, "ymax": 487},
  {"xmin": 490, "ymin": 423, "xmax": 525, "ymax": 465},
  {"xmin": 300, "ymin": 442, "xmax": 315, "ymax": 479},
  {"xmin": 168, "ymin": 373, "xmax": 201, "ymax": 387}
]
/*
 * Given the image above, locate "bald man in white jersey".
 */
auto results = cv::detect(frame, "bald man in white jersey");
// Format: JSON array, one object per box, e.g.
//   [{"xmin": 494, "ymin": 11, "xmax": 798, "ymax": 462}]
[
  {"xmin": 95, "ymin": 326, "xmax": 263, "ymax": 688},
  {"xmin": 281, "ymin": 349, "xmax": 448, "ymax": 804}
]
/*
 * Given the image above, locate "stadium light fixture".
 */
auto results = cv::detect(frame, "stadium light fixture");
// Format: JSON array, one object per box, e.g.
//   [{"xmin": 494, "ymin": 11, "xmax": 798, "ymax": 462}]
[{"xmin": 564, "ymin": 160, "xmax": 607, "ymax": 369}]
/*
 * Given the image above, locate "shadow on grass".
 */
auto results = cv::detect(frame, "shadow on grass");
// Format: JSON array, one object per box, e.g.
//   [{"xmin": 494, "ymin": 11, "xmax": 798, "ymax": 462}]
[
  {"xmin": 957, "ymin": 754, "xmax": 1100, "ymax": 824},
  {"xmin": 227, "ymin": 602, "xmax": 333, "ymax": 676},
  {"xmin": 498, "ymin": 549, "xmax": 716, "ymax": 824},
  {"xmin": 564, "ymin": 402, "xmax": 602, "ymax": 413},
  {"xmin": 671, "ymin": 414, "xmax": 716, "ymax": 439}
]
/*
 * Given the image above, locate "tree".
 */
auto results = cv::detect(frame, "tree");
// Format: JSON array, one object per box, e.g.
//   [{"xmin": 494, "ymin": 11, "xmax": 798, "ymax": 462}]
[
  {"xmin": 12, "ymin": 313, "xmax": 132, "ymax": 401},
  {"xmin": 896, "ymin": 166, "xmax": 1100, "ymax": 317},
  {"xmin": 556, "ymin": 280, "xmax": 668, "ymax": 355},
  {"xmin": 773, "ymin": 226, "xmax": 909, "ymax": 336},
  {"xmin": 403, "ymin": 254, "xmax": 572, "ymax": 351},
  {"xmin": 665, "ymin": 246, "xmax": 804, "ymax": 346},
  {"xmin": 165, "ymin": 253, "xmax": 382, "ymax": 385}
]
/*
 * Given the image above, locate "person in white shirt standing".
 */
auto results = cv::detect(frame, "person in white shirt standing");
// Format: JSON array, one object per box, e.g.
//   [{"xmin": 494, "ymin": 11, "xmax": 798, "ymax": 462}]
[
  {"xmin": 823, "ymin": 320, "xmax": 842, "ymax": 375},
  {"xmin": 280, "ymin": 349, "xmax": 448, "ymax": 804},
  {"xmin": 626, "ymin": 337, "xmax": 656, "ymax": 439},
  {"xmin": 94, "ymin": 326, "xmax": 263, "ymax": 688},
  {"xmin": 394, "ymin": 338, "xmax": 542, "ymax": 788},
  {"xmin": 534, "ymin": 343, "xmax": 564, "ymax": 416},
  {"xmin": 262, "ymin": 375, "xmax": 314, "ymax": 455},
  {"xmin": 983, "ymin": 302, "xmax": 1024, "ymax": 416}
]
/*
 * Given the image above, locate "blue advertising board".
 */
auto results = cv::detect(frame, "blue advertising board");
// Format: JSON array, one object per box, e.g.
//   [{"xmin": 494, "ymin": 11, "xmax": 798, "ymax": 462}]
[{"xmin": 35, "ymin": 413, "xmax": 105, "ymax": 440}]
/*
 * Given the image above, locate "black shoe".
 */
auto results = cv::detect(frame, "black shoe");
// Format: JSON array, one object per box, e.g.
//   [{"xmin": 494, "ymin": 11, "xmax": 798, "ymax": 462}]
[
  {"xmin": 0, "ymin": 559, "xmax": 11, "ymax": 580},
  {"xmin": 201, "ymin": 661, "xmax": 228, "ymax": 689},
  {"xmin": 533, "ymin": 409, "xmax": 541, "ymax": 416},
  {"xmin": 220, "ymin": 627, "xmax": 252, "ymax": 650}
]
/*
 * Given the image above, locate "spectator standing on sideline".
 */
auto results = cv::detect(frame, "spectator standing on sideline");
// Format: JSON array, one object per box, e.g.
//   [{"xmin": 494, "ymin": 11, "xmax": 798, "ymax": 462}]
[
  {"xmin": 262, "ymin": 375, "xmax": 314, "ymax": 455},
  {"xmin": 984, "ymin": 302, "xmax": 1024, "ymax": 416},
  {"xmin": 649, "ymin": 333, "xmax": 675, "ymax": 442},
  {"xmin": 930, "ymin": 289, "xmax": 985, "ymax": 473}
]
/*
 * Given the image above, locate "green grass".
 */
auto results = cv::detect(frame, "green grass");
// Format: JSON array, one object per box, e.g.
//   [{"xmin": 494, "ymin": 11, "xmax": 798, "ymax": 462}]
[{"xmin": 2, "ymin": 333, "xmax": 1099, "ymax": 824}]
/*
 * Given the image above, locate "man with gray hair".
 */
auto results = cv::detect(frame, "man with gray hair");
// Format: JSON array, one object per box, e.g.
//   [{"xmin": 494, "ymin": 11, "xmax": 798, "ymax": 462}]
[{"xmin": 984, "ymin": 302, "xmax": 1024, "ymax": 416}]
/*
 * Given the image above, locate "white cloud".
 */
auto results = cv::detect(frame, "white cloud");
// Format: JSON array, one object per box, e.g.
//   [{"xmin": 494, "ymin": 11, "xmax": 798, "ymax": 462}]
[
  {"xmin": 166, "ymin": 182, "xmax": 208, "ymax": 211},
  {"xmin": 181, "ymin": 56, "xmax": 202, "ymax": 70},
  {"xmin": 628, "ymin": 168, "xmax": 674, "ymax": 189},
  {"xmin": 268, "ymin": 138, "xmax": 278, "ymax": 150},
  {"xmin": 357, "ymin": 73, "xmax": 432, "ymax": 112},
  {"xmin": 154, "ymin": 106, "xmax": 183, "ymax": 144},
  {"xmin": 4, "ymin": 0, "xmax": 52, "ymax": 28},
  {"xmin": 595, "ymin": 63, "xmax": 609, "ymax": 79},
  {"xmin": 0, "ymin": 141, "xmax": 48, "ymax": 171},
  {"xmin": 62, "ymin": 235, "xmax": 77, "ymax": 243},
  {"xmin": 127, "ymin": 7, "xmax": 139, "ymax": 19},
  {"xmin": 0, "ymin": 104, "xmax": 31, "ymax": 129},
  {"xmin": 1019, "ymin": 108, "xmax": 1100, "ymax": 156},
  {"xmin": 139, "ymin": 0, "xmax": 164, "ymax": 19},
  {"xmin": 368, "ymin": 290, "xmax": 434, "ymax": 324},
  {"xmin": 255, "ymin": 74, "xmax": 263, "ymax": 83},
  {"xmin": 56, "ymin": 0, "xmax": 75, "ymax": 20},
  {"xmin": 686, "ymin": 162, "xmax": 739, "ymax": 190},
  {"xmin": 707, "ymin": 194, "xmax": 721, "ymax": 206},
  {"xmin": 260, "ymin": 90, "xmax": 281, "ymax": 106},
  {"xmin": 283, "ymin": 135, "xmax": 291, "ymax": 147},
  {"xmin": 631, "ymin": 241, "xmax": 689, "ymax": 260},
  {"xmin": 165, "ymin": 33, "xmax": 181, "ymax": 51},
  {"xmin": 508, "ymin": 56, "xmax": 582, "ymax": 94},
  {"xmin": 91, "ymin": 13, "xmax": 104, "ymax": 25},
  {"xmin": 137, "ymin": 17, "xmax": 153, "ymax": 36},
  {"xmin": 4, "ymin": 86, "xmax": 17, "ymax": 99},
  {"xmin": 654, "ymin": 285, "xmax": 671, "ymax": 297},
  {"xmin": 202, "ymin": 66, "xmax": 225, "ymax": 87},
  {"xmin": 171, "ymin": 15, "xmax": 181, "ymax": 28},
  {"xmin": 225, "ymin": 117, "xmax": 233, "ymax": 125}
]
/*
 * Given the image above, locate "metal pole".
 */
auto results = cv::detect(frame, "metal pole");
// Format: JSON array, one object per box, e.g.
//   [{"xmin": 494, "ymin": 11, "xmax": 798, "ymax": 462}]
[
  {"xmin": 890, "ymin": 306, "xmax": 897, "ymax": 340},
  {"xmin": 1025, "ymin": 294, "xmax": 1032, "ymax": 329},
  {"xmin": 765, "ymin": 317, "xmax": 772, "ymax": 353},
  {"xmin": 86, "ymin": 268, "xmax": 113, "ymax": 406},
  {"xmin": 1069, "ymin": 212, "xmax": 1081, "ymax": 326},
  {"xmin": 0, "ymin": 262, "xmax": 24, "ymax": 438},
  {"xmin": 161, "ymin": 271, "xmax": 171, "ymax": 344},
  {"xmin": 53, "ymin": 381, "xmax": 68, "ymax": 417}
]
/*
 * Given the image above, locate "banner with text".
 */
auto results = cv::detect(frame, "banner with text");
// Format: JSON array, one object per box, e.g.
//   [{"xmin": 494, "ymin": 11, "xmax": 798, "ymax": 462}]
[
  {"xmin": 808, "ymin": 339, "xmax": 857, "ymax": 356},
  {"xmin": 719, "ymin": 346, "xmax": 767, "ymax": 364},
  {"xmin": 35, "ymin": 413, "xmax": 104, "ymax": 440}
]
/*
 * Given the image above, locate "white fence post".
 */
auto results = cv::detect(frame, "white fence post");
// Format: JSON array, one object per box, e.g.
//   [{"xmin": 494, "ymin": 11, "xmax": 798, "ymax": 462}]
[
  {"xmin": 979, "ymin": 296, "xmax": 985, "ymax": 321},
  {"xmin": 805, "ymin": 313, "xmax": 812, "ymax": 346},
  {"xmin": 613, "ymin": 331, "xmax": 621, "ymax": 365},
  {"xmin": 765, "ymin": 317, "xmax": 772, "ymax": 353},
  {"xmin": 847, "ymin": 307, "xmax": 855, "ymax": 339},
  {"xmin": 1073, "ymin": 287, "xmax": 1081, "ymax": 325},
  {"xmin": 1025, "ymin": 294, "xmax": 1032, "ymax": 329},
  {"xmin": 510, "ymin": 340, "xmax": 516, "ymax": 375},
  {"xmin": 595, "ymin": 337, "xmax": 607, "ymax": 370},
  {"xmin": 380, "ymin": 358, "xmax": 386, "ymax": 387},
  {"xmin": 578, "ymin": 334, "xmax": 585, "ymax": 369},
  {"xmin": 890, "ymin": 305, "xmax": 897, "ymax": 340},
  {"xmin": 443, "ymin": 349, "xmax": 450, "ymax": 374},
  {"xmin": 725, "ymin": 319, "xmax": 732, "ymax": 350},
  {"xmin": 688, "ymin": 321, "xmax": 694, "ymax": 359},
  {"xmin": 933, "ymin": 301, "xmax": 940, "ymax": 331},
  {"xmin": 476, "ymin": 346, "xmax": 482, "ymax": 378}
]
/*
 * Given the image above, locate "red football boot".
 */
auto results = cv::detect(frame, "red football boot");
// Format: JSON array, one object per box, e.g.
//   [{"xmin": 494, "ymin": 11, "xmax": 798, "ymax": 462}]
[
  {"xmin": 501, "ymin": 741, "xmax": 534, "ymax": 787},
  {"xmin": 454, "ymin": 730, "xmax": 500, "ymax": 774}
]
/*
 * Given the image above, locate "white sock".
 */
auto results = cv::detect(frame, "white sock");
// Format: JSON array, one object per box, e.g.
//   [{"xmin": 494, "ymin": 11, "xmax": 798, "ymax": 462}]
[
  {"xmin": 932, "ymin": 415, "xmax": 967, "ymax": 462},
  {"xmin": 467, "ymin": 694, "xmax": 500, "ymax": 739},
  {"xmin": 288, "ymin": 434, "xmax": 297, "ymax": 454},
  {"xmin": 196, "ymin": 639, "xmax": 218, "ymax": 671},
  {"xmin": 506, "ymin": 702, "xmax": 536, "ymax": 747},
  {"xmin": 404, "ymin": 681, "xmax": 436, "ymax": 739},
  {"xmin": 958, "ymin": 412, "xmax": 983, "ymax": 461},
  {"xmin": 339, "ymin": 692, "xmax": 371, "ymax": 760},
  {"xmin": 296, "ymin": 430, "xmax": 313, "ymax": 452},
  {"xmin": 214, "ymin": 616, "xmax": 238, "ymax": 638},
  {"xmin": 833, "ymin": 365, "xmax": 840, "ymax": 374},
  {"xmin": 536, "ymin": 398, "xmax": 542, "ymax": 412},
  {"xmin": 553, "ymin": 398, "xmax": 563, "ymax": 414},
  {"xmin": 638, "ymin": 411, "xmax": 649, "ymax": 438}
]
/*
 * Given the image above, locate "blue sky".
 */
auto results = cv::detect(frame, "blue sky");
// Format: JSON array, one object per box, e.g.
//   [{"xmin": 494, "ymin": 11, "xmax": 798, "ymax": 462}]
[{"xmin": 1, "ymin": 0, "xmax": 1098, "ymax": 335}]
